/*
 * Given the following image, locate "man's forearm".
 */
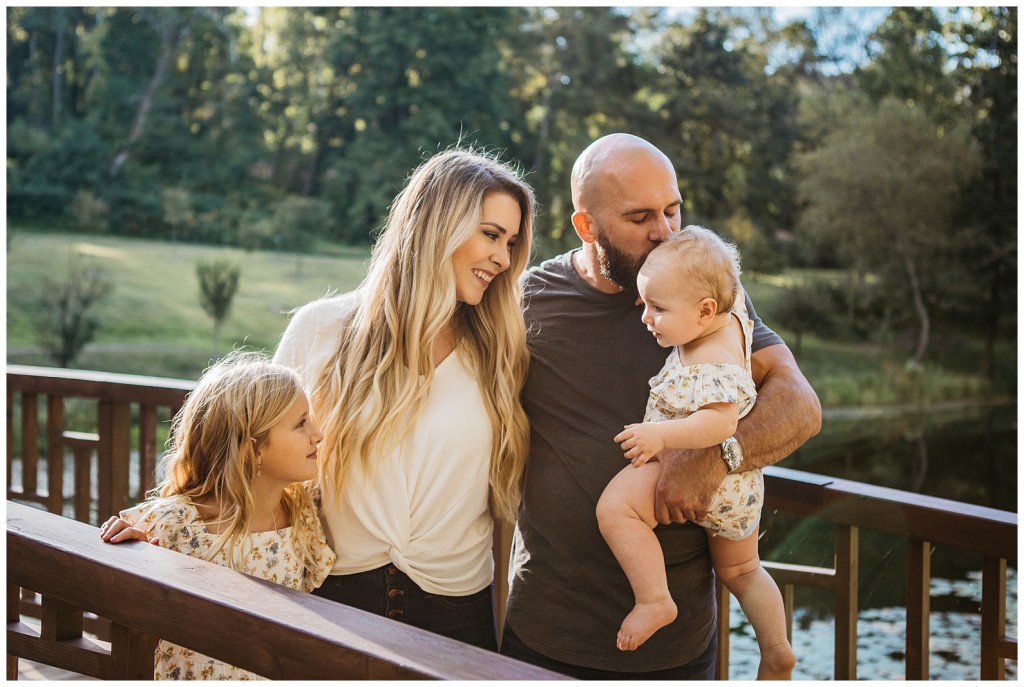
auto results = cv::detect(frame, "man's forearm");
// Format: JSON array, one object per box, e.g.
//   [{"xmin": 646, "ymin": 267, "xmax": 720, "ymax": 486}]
[{"xmin": 734, "ymin": 343, "xmax": 822, "ymax": 471}]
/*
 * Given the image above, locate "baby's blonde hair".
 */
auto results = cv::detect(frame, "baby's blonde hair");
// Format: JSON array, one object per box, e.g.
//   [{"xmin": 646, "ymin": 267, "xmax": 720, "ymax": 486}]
[
  {"xmin": 646, "ymin": 224, "xmax": 742, "ymax": 313},
  {"xmin": 155, "ymin": 350, "xmax": 320, "ymax": 572}
]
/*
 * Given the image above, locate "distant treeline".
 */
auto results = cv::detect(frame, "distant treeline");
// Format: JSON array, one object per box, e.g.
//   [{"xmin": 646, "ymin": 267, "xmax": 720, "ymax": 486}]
[{"xmin": 6, "ymin": 7, "xmax": 1017, "ymax": 368}]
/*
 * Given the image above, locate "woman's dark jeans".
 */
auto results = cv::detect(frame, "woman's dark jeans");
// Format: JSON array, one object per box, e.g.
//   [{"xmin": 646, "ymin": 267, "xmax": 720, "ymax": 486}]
[{"xmin": 313, "ymin": 564, "xmax": 497, "ymax": 651}]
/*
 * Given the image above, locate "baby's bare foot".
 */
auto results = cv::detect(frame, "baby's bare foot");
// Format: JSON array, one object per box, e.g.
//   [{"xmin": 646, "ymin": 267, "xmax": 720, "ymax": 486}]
[
  {"xmin": 615, "ymin": 597, "xmax": 678, "ymax": 651},
  {"xmin": 756, "ymin": 641, "xmax": 796, "ymax": 679}
]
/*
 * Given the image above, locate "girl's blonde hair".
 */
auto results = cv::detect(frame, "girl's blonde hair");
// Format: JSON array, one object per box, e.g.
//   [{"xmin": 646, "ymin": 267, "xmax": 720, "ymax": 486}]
[
  {"xmin": 311, "ymin": 148, "xmax": 534, "ymax": 522},
  {"xmin": 155, "ymin": 350, "xmax": 320, "ymax": 572},
  {"xmin": 649, "ymin": 224, "xmax": 742, "ymax": 313}
]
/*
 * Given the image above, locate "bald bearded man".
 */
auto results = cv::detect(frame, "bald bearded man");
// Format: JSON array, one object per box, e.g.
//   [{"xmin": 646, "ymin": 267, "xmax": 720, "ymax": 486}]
[{"xmin": 500, "ymin": 133, "xmax": 820, "ymax": 679}]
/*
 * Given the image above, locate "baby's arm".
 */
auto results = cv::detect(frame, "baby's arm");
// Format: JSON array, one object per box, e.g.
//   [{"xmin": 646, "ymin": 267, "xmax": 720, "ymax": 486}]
[{"xmin": 615, "ymin": 402, "xmax": 740, "ymax": 465}]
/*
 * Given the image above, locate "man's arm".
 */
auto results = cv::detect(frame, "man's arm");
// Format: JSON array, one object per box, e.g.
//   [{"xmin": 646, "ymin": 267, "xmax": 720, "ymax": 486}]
[{"xmin": 653, "ymin": 343, "xmax": 822, "ymax": 524}]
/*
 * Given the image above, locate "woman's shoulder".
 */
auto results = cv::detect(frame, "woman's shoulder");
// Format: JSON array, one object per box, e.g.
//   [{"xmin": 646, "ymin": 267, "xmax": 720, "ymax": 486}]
[{"xmin": 288, "ymin": 290, "xmax": 361, "ymax": 332}]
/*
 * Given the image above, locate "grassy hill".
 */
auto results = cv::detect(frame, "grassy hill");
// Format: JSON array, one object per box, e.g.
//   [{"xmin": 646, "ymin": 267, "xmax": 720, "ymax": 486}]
[
  {"xmin": 6, "ymin": 229, "xmax": 1013, "ymax": 408},
  {"xmin": 6, "ymin": 230, "xmax": 370, "ymax": 379}
]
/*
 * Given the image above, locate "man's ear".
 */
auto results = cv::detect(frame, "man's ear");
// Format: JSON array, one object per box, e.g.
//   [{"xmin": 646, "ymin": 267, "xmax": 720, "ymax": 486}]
[
  {"xmin": 698, "ymin": 297, "xmax": 719, "ymax": 324},
  {"xmin": 571, "ymin": 210, "xmax": 597, "ymax": 244}
]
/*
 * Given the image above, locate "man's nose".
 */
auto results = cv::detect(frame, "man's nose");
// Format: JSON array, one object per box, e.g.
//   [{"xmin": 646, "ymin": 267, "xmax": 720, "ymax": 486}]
[{"xmin": 650, "ymin": 215, "xmax": 673, "ymax": 242}]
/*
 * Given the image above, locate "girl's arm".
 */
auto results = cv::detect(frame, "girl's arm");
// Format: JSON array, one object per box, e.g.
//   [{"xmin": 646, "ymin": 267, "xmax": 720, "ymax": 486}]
[
  {"xmin": 614, "ymin": 401, "xmax": 740, "ymax": 466},
  {"xmin": 99, "ymin": 515, "xmax": 161, "ymax": 545}
]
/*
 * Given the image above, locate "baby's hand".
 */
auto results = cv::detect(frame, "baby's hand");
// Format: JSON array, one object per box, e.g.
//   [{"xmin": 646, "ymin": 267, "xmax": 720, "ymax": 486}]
[
  {"xmin": 614, "ymin": 423, "xmax": 665, "ymax": 466},
  {"xmin": 99, "ymin": 516, "xmax": 160, "ymax": 546}
]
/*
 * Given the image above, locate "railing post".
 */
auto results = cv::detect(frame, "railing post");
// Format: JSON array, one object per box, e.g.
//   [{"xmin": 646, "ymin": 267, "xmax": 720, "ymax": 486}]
[
  {"xmin": 97, "ymin": 400, "xmax": 132, "ymax": 522},
  {"xmin": 715, "ymin": 577, "xmax": 730, "ymax": 679},
  {"xmin": 138, "ymin": 404, "xmax": 158, "ymax": 498},
  {"xmin": 109, "ymin": 623, "xmax": 158, "ymax": 680},
  {"xmin": 8, "ymin": 582, "xmax": 21, "ymax": 680},
  {"xmin": 41, "ymin": 596, "xmax": 84, "ymax": 642},
  {"xmin": 20, "ymin": 393, "xmax": 39, "ymax": 495},
  {"xmin": 834, "ymin": 524, "xmax": 858, "ymax": 680},
  {"xmin": 46, "ymin": 396, "xmax": 66, "ymax": 515},
  {"xmin": 980, "ymin": 555, "xmax": 1006, "ymax": 680},
  {"xmin": 6, "ymin": 388, "xmax": 14, "ymax": 493},
  {"xmin": 905, "ymin": 538, "xmax": 931, "ymax": 679}
]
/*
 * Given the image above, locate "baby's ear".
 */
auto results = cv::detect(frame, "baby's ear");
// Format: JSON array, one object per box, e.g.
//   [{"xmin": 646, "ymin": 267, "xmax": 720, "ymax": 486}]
[{"xmin": 698, "ymin": 297, "xmax": 719, "ymax": 321}]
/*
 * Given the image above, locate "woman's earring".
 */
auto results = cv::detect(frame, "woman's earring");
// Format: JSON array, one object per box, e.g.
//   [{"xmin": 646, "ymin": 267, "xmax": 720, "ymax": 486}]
[{"xmin": 256, "ymin": 457, "xmax": 262, "ymax": 478}]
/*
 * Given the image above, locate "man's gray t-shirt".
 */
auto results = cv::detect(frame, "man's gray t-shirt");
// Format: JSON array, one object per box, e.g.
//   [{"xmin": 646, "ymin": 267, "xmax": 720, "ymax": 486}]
[{"xmin": 507, "ymin": 249, "xmax": 783, "ymax": 672}]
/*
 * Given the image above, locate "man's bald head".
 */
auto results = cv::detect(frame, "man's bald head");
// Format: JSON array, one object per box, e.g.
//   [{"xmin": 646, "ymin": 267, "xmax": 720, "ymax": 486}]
[{"xmin": 570, "ymin": 133, "xmax": 674, "ymax": 212}]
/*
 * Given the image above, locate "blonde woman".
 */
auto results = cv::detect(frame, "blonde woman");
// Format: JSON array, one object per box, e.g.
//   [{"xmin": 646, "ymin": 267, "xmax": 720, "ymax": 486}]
[
  {"xmin": 273, "ymin": 148, "xmax": 533, "ymax": 650},
  {"xmin": 100, "ymin": 351, "xmax": 335, "ymax": 679}
]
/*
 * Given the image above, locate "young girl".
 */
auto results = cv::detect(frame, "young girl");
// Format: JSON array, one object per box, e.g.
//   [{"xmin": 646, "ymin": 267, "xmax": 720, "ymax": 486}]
[
  {"xmin": 99, "ymin": 351, "xmax": 336, "ymax": 680},
  {"xmin": 597, "ymin": 225, "xmax": 795, "ymax": 679}
]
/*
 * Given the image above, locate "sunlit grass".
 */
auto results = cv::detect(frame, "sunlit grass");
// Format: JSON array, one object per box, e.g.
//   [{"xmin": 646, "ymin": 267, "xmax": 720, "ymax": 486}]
[{"xmin": 7, "ymin": 230, "xmax": 370, "ymax": 379}]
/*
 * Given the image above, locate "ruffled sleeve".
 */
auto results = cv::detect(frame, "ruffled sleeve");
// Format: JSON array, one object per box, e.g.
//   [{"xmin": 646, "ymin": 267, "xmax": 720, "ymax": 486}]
[
  {"xmin": 298, "ymin": 484, "xmax": 336, "ymax": 592},
  {"xmin": 650, "ymin": 362, "xmax": 757, "ymax": 416},
  {"xmin": 118, "ymin": 496, "xmax": 202, "ymax": 554}
]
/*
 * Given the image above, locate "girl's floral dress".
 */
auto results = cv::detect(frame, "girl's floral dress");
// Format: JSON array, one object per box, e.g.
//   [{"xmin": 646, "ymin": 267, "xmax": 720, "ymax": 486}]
[
  {"xmin": 645, "ymin": 300, "xmax": 762, "ymax": 540},
  {"xmin": 119, "ymin": 489, "xmax": 335, "ymax": 680}
]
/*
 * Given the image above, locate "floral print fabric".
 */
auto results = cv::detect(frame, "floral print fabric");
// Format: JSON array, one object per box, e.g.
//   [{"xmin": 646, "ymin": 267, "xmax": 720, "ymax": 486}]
[
  {"xmin": 645, "ymin": 302, "xmax": 763, "ymax": 541},
  {"xmin": 119, "ymin": 489, "xmax": 335, "ymax": 680}
]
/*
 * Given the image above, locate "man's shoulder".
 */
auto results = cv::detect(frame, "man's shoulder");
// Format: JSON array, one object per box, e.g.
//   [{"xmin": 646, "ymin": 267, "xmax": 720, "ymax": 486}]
[{"xmin": 523, "ymin": 250, "xmax": 574, "ymax": 292}]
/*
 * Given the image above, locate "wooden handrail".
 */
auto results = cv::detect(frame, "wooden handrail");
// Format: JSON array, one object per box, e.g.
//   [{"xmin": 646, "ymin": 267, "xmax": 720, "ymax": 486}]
[
  {"xmin": 6, "ymin": 365, "xmax": 193, "ymax": 406},
  {"xmin": 763, "ymin": 466, "xmax": 1016, "ymax": 561},
  {"xmin": 8, "ymin": 365, "xmax": 1018, "ymax": 680},
  {"xmin": 7, "ymin": 502, "xmax": 567, "ymax": 680}
]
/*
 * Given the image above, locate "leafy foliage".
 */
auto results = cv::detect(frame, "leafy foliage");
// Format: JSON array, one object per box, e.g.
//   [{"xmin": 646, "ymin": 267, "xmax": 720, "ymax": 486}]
[
  {"xmin": 195, "ymin": 259, "xmax": 240, "ymax": 336},
  {"xmin": 4, "ymin": 6, "xmax": 1017, "ymax": 367},
  {"xmin": 33, "ymin": 255, "xmax": 114, "ymax": 367}
]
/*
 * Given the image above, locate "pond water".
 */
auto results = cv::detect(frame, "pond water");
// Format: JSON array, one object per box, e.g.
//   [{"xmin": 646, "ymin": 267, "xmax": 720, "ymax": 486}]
[{"xmin": 731, "ymin": 401, "xmax": 1018, "ymax": 680}]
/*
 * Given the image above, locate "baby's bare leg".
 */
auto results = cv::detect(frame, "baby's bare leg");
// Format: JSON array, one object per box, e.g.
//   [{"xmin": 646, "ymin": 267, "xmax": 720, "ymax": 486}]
[
  {"xmin": 709, "ymin": 528, "xmax": 795, "ymax": 679},
  {"xmin": 596, "ymin": 463, "xmax": 678, "ymax": 651}
]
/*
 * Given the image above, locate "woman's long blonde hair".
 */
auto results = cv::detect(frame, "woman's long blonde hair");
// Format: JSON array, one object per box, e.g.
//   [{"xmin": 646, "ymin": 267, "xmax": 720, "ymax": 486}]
[
  {"xmin": 311, "ymin": 148, "xmax": 534, "ymax": 522},
  {"xmin": 155, "ymin": 351, "xmax": 320, "ymax": 571}
]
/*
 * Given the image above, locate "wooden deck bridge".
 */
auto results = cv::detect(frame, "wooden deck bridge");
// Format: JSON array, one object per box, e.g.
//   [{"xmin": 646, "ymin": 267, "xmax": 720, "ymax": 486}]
[{"xmin": 6, "ymin": 364, "xmax": 1018, "ymax": 679}]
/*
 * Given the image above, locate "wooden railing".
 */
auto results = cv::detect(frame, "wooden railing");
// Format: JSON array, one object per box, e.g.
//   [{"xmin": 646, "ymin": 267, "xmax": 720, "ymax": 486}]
[
  {"xmin": 7, "ymin": 502, "xmax": 566, "ymax": 680},
  {"xmin": 6, "ymin": 364, "xmax": 1019, "ymax": 680}
]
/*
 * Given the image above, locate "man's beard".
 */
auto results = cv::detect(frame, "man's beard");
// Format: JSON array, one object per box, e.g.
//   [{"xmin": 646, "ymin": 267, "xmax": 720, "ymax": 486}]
[{"xmin": 594, "ymin": 231, "xmax": 651, "ymax": 292}]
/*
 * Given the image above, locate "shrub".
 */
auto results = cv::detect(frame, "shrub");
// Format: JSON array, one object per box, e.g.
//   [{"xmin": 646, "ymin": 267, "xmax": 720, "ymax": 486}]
[
  {"xmin": 69, "ymin": 190, "xmax": 111, "ymax": 233},
  {"xmin": 196, "ymin": 259, "xmax": 241, "ymax": 338},
  {"xmin": 33, "ymin": 255, "xmax": 114, "ymax": 367}
]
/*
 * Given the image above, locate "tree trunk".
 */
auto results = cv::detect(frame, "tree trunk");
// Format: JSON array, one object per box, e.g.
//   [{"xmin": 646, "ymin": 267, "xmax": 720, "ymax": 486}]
[
  {"xmin": 896, "ymin": 239, "xmax": 930, "ymax": 365},
  {"xmin": 109, "ymin": 10, "xmax": 197, "ymax": 177},
  {"xmin": 51, "ymin": 10, "xmax": 65, "ymax": 130}
]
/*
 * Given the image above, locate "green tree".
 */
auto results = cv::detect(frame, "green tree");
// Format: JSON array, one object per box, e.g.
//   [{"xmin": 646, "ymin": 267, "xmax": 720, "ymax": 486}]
[
  {"xmin": 268, "ymin": 195, "xmax": 334, "ymax": 275},
  {"xmin": 196, "ymin": 259, "xmax": 240, "ymax": 339},
  {"xmin": 317, "ymin": 7, "xmax": 523, "ymax": 243},
  {"xmin": 945, "ymin": 7, "xmax": 1017, "ymax": 377},
  {"xmin": 797, "ymin": 97, "xmax": 980, "ymax": 364},
  {"xmin": 162, "ymin": 187, "xmax": 195, "ymax": 246},
  {"xmin": 33, "ymin": 255, "xmax": 114, "ymax": 367}
]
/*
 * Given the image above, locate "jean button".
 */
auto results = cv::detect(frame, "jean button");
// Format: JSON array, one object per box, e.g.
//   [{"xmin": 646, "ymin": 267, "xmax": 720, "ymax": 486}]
[
  {"xmin": 387, "ymin": 588, "xmax": 404, "ymax": 598},
  {"xmin": 387, "ymin": 566, "xmax": 399, "ymax": 575},
  {"xmin": 386, "ymin": 608, "xmax": 404, "ymax": 619}
]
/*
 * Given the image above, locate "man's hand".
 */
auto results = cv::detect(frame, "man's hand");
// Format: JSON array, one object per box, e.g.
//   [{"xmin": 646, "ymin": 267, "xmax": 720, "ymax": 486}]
[
  {"xmin": 654, "ymin": 446, "xmax": 726, "ymax": 525},
  {"xmin": 614, "ymin": 422, "xmax": 666, "ymax": 466}
]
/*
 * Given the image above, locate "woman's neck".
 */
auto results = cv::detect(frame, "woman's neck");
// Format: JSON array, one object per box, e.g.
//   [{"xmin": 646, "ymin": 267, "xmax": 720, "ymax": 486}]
[{"xmin": 433, "ymin": 322, "xmax": 458, "ymax": 367}]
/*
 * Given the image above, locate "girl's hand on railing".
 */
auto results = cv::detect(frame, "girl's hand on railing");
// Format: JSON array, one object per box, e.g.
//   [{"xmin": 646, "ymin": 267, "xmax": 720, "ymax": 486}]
[{"xmin": 99, "ymin": 516, "xmax": 160, "ymax": 546}]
